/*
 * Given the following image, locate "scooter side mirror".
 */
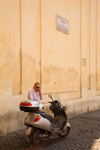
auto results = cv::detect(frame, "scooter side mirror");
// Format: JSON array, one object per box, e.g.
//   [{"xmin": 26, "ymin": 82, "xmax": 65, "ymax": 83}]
[{"xmin": 48, "ymin": 94, "xmax": 52, "ymax": 99}]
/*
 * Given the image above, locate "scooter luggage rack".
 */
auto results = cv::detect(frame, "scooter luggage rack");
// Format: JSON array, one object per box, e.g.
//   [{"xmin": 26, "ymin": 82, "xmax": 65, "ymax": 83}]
[{"xmin": 19, "ymin": 100, "xmax": 43, "ymax": 112}]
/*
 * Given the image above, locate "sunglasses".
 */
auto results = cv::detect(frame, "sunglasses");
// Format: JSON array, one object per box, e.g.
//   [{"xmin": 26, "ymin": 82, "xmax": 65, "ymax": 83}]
[{"xmin": 36, "ymin": 86, "xmax": 40, "ymax": 88}]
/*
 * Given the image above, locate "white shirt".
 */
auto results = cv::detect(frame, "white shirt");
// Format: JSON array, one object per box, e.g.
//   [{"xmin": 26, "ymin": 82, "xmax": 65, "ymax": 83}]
[{"xmin": 28, "ymin": 87, "xmax": 42, "ymax": 104}]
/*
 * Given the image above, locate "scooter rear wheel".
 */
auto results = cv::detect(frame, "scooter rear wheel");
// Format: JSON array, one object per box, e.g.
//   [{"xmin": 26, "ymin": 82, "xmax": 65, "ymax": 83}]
[
  {"xmin": 29, "ymin": 129, "xmax": 41, "ymax": 144},
  {"xmin": 58, "ymin": 127, "xmax": 70, "ymax": 137}
]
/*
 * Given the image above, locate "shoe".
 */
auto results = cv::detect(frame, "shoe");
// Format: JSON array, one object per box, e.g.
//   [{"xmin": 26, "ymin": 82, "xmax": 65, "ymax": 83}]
[
  {"xmin": 27, "ymin": 136, "xmax": 30, "ymax": 143},
  {"xmin": 27, "ymin": 138, "xmax": 30, "ymax": 143}
]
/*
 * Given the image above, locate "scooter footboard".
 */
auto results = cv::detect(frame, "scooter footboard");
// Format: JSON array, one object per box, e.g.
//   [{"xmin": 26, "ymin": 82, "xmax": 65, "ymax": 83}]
[{"xmin": 49, "ymin": 118, "xmax": 66, "ymax": 131}]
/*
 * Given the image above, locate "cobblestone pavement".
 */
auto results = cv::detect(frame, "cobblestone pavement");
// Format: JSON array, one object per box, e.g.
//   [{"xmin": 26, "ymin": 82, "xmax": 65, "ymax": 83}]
[{"xmin": 0, "ymin": 110, "xmax": 100, "ymax": 150}]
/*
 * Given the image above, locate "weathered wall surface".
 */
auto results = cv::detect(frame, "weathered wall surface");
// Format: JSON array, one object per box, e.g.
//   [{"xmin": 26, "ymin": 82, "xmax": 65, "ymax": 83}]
[
  {"xmin": 41, "ymin": 0, "xmax": 80, "ymax": 103},
  {"xmin": 0, "ymin": 0, "xmax": 100, "ymax": 135},
  {"xmin": 0, "ymin": 0, "xmax": 40, "ymax": 134}
]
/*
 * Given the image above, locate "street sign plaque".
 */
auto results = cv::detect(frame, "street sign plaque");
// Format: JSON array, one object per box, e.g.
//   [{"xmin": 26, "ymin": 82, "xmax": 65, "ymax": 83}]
[{"xmin": 56, "ymin": 14, "xmax": 69, "ymax": 34}]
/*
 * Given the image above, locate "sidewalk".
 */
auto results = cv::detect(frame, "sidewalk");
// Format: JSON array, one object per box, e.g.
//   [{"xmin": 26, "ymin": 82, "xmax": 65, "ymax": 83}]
[{"xmin": 0, "ymin": 109, "xmax": 100, "ymax": 150}]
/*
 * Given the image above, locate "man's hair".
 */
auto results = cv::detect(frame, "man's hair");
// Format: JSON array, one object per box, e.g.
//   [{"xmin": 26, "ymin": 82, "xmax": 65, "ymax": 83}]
[{"xmin": 34, "ymin": 82, "xmax": 40, "ymax": 86}]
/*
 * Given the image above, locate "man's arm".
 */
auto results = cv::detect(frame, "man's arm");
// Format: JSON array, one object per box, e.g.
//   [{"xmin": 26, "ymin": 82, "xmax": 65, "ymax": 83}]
[{"xmin": 28, "ymin": 91, "xmax": 33, "ymax": 100}]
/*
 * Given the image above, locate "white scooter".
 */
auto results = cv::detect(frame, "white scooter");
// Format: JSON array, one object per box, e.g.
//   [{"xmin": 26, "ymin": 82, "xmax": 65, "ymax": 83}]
[{"xmin": 19, "ymin": 95, "xmax": 71, "ymax": 144}]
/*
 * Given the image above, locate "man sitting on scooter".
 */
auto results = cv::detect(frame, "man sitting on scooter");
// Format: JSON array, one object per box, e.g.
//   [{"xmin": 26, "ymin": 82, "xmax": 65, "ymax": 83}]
[
  {"xmin": 25, "ymin": 82, "xmax": 43, "ymax": 138},
  {"xmin": 28, "ymin": 82, "xmax": 43, "ymax": 103}
]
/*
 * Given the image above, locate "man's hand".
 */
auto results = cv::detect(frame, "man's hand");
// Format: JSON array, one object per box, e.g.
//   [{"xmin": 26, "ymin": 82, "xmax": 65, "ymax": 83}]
[{"xmin": 38, "ymin": 89, "xmax": 42, "ymax": 97}]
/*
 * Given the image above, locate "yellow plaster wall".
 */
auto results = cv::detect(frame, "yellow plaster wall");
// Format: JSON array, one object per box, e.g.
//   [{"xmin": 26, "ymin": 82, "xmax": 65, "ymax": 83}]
[
  {"xmin": 97, "ymin": 0, "xmax": 100, "ymax": 89},
  {"xmin": 21, "ymin": 0, "xmax": 40, "ymax": 96},
  {"xmin": 0, "ymin": 0, "xmax": 12, "ymax": 114},
  {"xmin": 81, "ymin": 0, "xmax": 100, "ymax": 97},
  {"xmin": 10, "ymin": 0, "xmax": 21, "ymax": 95},
  {"xmin": 41, "ymin": 0, "xmax": 80, "ymax": 99},
  {"xmin": 0, "ymin": 0, "xmax": 41, "ymax": 134},
  {"xmin": 89, "ymin": 0, "xmax": 96, "ymax": 92},
  {"xmin": 81, "ymin": 0, "xmax": 90, "ymax": 97}
]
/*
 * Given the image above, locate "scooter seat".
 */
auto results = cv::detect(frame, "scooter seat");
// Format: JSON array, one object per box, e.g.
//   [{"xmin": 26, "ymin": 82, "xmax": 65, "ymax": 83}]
[{"xmin": 39, "ymin": 112, "xmax": 53, "ymax": 123}]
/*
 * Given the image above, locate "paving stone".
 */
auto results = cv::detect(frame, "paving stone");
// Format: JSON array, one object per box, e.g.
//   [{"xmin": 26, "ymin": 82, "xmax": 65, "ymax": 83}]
[{"xmin": 0, "ymin": 110, "xmax": 100, "ymax": 150}]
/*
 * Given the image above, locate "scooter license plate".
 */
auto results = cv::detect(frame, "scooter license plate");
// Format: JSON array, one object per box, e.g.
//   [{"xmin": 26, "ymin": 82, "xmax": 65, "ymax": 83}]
[{"xmin": 25, "ymin": 127, "xmax": 32, "ymax": 136}]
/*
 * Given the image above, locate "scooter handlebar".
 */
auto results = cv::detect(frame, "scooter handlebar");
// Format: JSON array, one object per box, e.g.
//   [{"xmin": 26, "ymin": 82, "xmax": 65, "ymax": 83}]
[{"xmin": 48, "ymin": 101, "xmax": 53, "ymax": 104}]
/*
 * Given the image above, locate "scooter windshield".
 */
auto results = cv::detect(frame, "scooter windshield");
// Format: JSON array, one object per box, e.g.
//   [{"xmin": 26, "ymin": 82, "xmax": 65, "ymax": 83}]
[{"xmin": 48, "ymin": 93, "xmax": 61, "ymax": 103}]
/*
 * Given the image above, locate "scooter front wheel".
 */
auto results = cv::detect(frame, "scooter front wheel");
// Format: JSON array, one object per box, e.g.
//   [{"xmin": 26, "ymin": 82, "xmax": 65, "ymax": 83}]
[
  {"xmin": 29, "ymin": 129, "xmax": 41, "ymax": 144},
  {"xmin": 58, "ymin": 127, "xmax": 70, "ymax": 137}
]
